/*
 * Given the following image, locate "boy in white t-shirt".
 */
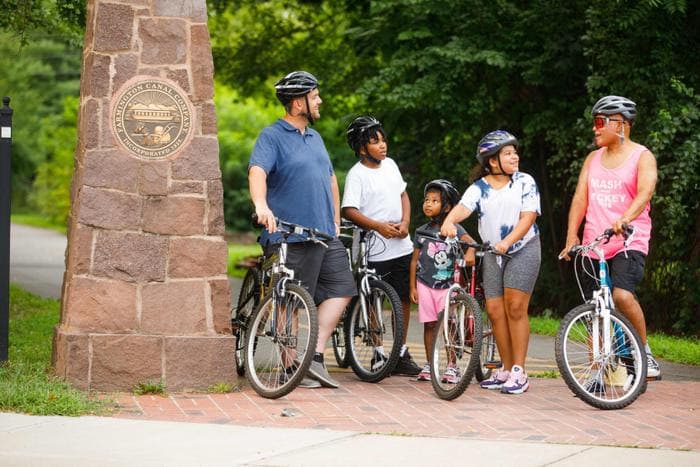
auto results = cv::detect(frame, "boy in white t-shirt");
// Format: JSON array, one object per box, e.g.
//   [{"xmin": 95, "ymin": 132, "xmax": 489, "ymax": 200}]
[{"xmin": 341, "ymin": 116, "xmax": 420, "ymax": 376}]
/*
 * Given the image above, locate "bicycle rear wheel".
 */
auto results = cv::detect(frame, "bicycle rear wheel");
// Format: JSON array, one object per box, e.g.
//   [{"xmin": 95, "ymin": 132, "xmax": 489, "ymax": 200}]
[
  {"xmin": 244, "ymin": 282, "xmax": 318, "ymax": 399},
  {"xmin": 332, "ymin": 311, "xmax": 350, "ymax": 368},
  {"xmin": 430, "ymin": 292, "xmax": 482, "ymax": 400},
  {"xmin": 555, "ymin": 303, "xmax": 647, "ymax": 410},
  {"xmin": 233, "ymin": 268, "xmax": 260, "ymax": 376},
  {"xmin": 475, "ymin": 310, "xmax": 498, "ymax": 382},
  {"xmin": 344, "ymin": 280, "xmax": 404, "ymax": 382}
]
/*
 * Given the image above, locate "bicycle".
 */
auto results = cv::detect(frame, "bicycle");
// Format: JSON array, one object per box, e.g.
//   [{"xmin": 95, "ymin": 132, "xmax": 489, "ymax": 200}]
[
  {"xmin": 555, "ymin": 226, "xmax": 647, "ymax": 410},
  {"xmin": 469, "ymin": 250, "xmax": 501, "ymax": 382},
  {"xmin": 330, "ymin": 225, "xmax": 354, "ymax": 369},
  {"xmin": 341, "ymin": 223, "xmax": 405, "ymax": 382},
  {"xmin": 415, "ymin": 228, "xmax": 502, "ymax": 400},
  {"xmin": 242, "ymin": 216, "xmax": 331, "ymax": 399}
]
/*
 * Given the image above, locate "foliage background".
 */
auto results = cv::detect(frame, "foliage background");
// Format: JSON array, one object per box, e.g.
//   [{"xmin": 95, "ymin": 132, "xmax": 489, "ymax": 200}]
[{"xmin": 2, "ymin": 0, "xmax": 698, "ymax": 334}]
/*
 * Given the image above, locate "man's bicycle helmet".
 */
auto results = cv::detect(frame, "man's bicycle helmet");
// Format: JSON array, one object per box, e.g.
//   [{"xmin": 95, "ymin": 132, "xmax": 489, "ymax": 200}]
[
  {"xmin": 591, "ymin": 95, "xmax": 637, "ymax": 123},
  {"xmin": 424, "ymin": 179, "xmax": 461, "ymax": 213},
  {"xmin": 476, "ymin": 130, "xmax": 518, "ymax": 166},
  {"xmin": 346, "ymin": 116, "xmax": 384, "ymax": 154},
  {"xmin": 275, "ymin": 71, "xmax": 318, "ymax": 106}
]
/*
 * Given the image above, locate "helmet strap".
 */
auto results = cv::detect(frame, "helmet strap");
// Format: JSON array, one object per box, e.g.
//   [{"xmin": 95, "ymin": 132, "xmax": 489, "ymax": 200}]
[{"xmin": 303, "ymin": 94, "xmax": 315, "ymax": 125}]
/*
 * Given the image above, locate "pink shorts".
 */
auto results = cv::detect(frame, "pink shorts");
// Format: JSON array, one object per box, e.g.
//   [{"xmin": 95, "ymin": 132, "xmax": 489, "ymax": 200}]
[{"xmin": 417, "ymin": 281, "xmax": 450, "ymax": 323}]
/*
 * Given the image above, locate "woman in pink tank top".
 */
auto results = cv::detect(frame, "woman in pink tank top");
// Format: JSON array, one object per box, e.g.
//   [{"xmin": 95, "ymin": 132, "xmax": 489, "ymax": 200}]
[{"xmin": 560, "ymin": 95, "xmax": 661, "ymax": 379}]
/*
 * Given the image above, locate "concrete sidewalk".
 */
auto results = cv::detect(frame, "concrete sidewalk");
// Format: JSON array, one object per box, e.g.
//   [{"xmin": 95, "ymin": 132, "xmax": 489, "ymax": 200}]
[{"xmin": 2, "ymin": 412, "xmax": 698, "ymax": 466}]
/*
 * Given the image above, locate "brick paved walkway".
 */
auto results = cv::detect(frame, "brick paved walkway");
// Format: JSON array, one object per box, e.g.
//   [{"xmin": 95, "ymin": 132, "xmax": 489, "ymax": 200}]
[{"xmin": 113, "ymin": 370, "xmax": 700, "ymax": 451}]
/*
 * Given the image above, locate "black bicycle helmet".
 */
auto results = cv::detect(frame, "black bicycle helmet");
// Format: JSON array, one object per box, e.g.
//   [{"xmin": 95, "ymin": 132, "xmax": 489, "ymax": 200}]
[
  {"xmin": 475, "ymin": 130, "xmax": 518, "ymax": 166},
  {"xmin": 346, "ymin": 116, "xmax": 384, "ymax": 154},
  {"xmin": 274, "ymin": 71, "xmax": 318, "ymax": 106},
  {"xmin": 591, "ymin": 95, "xmax": 637, "ymax": 123},
  {"xmin": 424, "ymin": 179, "xmax": 461, "ymax": 212}
]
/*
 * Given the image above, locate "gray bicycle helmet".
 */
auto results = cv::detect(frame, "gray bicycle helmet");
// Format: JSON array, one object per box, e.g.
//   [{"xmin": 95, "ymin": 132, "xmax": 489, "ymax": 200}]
[
  {"xmin": 274, "ymin": 71, "xmax": 318, "ymax": 106},
  {"xmin": 424, "ymin": 179, "xmax": 461, "ymax": 212},
  {"xmin": 475, "ymin": 130, "xmax": 519, "ymax": 166},
  {"xmin": 346, "ymin": 116, "xmax": 384, "ymax": 154},
  {"xmin": 591, "ymin": 95, "xmax": 637, "ymax": 122}
]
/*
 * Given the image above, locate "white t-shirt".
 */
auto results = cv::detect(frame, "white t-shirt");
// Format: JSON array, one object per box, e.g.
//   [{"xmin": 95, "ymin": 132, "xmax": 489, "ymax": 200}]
[
  {"xmin": 341, "ymin": 157, "xmax": 414, "ymax": 261},
  {"xmin": 460, "ymin": 172, "xmax": 541, "ymax": 254}
]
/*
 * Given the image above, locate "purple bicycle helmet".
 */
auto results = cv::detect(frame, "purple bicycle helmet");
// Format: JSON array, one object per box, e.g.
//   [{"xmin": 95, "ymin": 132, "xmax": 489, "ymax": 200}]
[{"xmin": 475, "ymin": 130, "xmax": 519, "ymax": 166}]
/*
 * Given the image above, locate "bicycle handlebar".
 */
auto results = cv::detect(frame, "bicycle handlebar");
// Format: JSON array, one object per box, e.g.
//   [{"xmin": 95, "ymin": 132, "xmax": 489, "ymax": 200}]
[
  {"xmin": 414, "ymin": 228, "xmax": 508, "ymax": 257},
  {"xmin": 560, "ymin": 224, "xmax": 635, "ymax": 259},
  {"xmin": 252, "ymin": 214, "xmax": 333, "ymax": 242}
]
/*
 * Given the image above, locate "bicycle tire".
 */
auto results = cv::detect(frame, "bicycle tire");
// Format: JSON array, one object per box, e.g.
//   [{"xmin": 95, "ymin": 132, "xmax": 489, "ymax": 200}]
[
  {"xmin": 430, "ymin": 292, "xmax": 482, "ymax": 400},
  {"xmin": 233, "ymin": 268, "xmax": 260, "ymax": 376},
  {"xmin": 555, "ymin": 303, "xmax": 647, "ymax": 410},
  {"xmin": 344, "ymin": 279, "xmax": 404, "ymax": 382},
  {"xmin": 244, "ymin": 282, "xmax": 318, "ymax": 399},
  {"xmin": 332, "ymin": 311, "xmax": 350, "ymax": 368},
  {"xmin": 475, "ymin": 310, "xmax": 497, "ymax": 382}
]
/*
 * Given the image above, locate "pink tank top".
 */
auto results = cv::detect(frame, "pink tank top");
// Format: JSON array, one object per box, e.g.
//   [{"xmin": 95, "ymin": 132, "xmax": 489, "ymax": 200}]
[{"xmin": 582, "ymin": 145, "xmax": 652, "ymax": 259}]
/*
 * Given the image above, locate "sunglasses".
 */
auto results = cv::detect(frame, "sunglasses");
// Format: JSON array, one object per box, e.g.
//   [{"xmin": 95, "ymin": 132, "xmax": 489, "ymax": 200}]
[{"xmin": 593, "ymin": 116, "xmax": 624, "ymax": 130}]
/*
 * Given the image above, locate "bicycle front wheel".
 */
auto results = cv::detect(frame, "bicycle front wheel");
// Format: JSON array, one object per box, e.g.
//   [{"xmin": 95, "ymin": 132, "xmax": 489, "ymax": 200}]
[
  {"xmin": 244, "ymin": 283, "xmax": 318, "ymax": 399},
  {"xmin": 344, "ymin": 280, "xmax": 404, "ymax": 382},
  {"xmin": 332, "ymin": 311, "xmax": 350, "ymax": 368},
  {"xmin": 555, "ymin": 303, "xmax": 647, "ymax": 410},
  {"xmin": 233, "ymin": 268, "xmax": 260, "ymax": 376},
  {"xmin": 475, "ymin": 309, "xmax": 498, "ymax": 382},
  {"xmin": 430, "ymin": 292, "xmax": 482, "ymax": 400}
]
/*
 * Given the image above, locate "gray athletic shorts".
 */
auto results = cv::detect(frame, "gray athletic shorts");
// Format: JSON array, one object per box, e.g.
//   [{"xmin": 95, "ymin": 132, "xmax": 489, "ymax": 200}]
[
  {"xmin": 265, "ymin": 238, "xmax": 357, "ymax": 305},
  {"xmin": 482, "ymin": 236, "xmax": 541, "ymax": 299}
]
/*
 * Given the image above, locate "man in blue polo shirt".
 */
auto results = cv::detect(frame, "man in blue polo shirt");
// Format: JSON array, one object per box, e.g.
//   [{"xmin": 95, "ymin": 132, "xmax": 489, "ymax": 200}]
[{"xmin": 248, "ymin": 71, "xmax": 356, "ymax": 389}]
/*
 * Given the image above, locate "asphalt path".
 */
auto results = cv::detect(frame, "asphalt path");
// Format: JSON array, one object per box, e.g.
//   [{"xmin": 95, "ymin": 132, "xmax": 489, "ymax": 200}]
[{"xmin": 9, "ymin": 222, "xmax": 699, "ymax": 381}]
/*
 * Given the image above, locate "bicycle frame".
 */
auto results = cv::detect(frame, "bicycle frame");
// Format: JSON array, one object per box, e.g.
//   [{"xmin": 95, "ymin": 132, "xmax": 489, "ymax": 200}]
[{"xmin": 355, "ymin": 230, "xmax": 385, "ymax": 339}]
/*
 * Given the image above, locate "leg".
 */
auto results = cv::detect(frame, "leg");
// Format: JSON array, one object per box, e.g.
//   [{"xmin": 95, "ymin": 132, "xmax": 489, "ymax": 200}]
[
  {"xmin": 486, "ymin": 296, "xmax": 513, "ymax": 370},
  {"xmin": 402, "ymin": 299, "xmax": 412, "ymax": 345},
  {"xmin": 503, "ymin": 287, "xmax": 532, "ymax": 368},
  {"xmin": 423, "ymin": 320, "xmax": 436, "ymax": 362},
  {"xmin": 316, "ymin": 297, "xmax": 351, "ymax": 353},
  {"xmin": 612, "ymin": 288, "xmax": 647, "ymax": 345}
]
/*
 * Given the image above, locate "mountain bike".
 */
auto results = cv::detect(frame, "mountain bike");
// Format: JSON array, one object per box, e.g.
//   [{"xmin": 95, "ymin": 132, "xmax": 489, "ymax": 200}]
[
  {"xmin": 342, "ymin": 224, "xmax": 404, "ymax": 382},
  {"xmin": 555, "ymin": 226, "xmax": 647, "ymax": 410},
  {"xmin": 232, "ymin": 255, "xmax": 266, "ymax": 377},
  {"xmin": 330, "ymin": 225, "xmax": 354, "ymax": 368},
  {"xmin": 416, "ymin": 229, "xmax": 503, "ymax": 400},
  {"xmin": 242, "ymin": 216, "xmax": 331, "ymax": 399}
]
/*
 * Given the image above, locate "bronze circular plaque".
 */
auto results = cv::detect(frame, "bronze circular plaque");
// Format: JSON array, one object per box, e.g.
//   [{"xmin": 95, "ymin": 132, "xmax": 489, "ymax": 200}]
[{"xmin": 112, "ymin": 79, "xmax": 193, "ymax": 160}]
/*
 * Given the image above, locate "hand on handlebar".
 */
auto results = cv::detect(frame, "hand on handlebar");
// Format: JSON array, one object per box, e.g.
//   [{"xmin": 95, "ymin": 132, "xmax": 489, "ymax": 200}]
[
  {"xmin": 440, "ymin": 222, "xmax": 458, "ymax": 239},
  {"xmin": 253, "ymin": 208, "xmax": 276, "ymax": 233}
]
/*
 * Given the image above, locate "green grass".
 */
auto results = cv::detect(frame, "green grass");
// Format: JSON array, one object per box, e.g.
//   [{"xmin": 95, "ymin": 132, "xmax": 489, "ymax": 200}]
[
  {"xmin": 227, "ymin": 243, "xmax": 262, "ymax": 278},
  {"xmin": 133, "ymin": 379, "xmax": 166, "ymax": 396},
  {"xmin": 0, "ymin": 284, "xmax": 107, "ymax": 415},
  {"xmin": 10, "ymin": 213, "xmax": 66, "ymax": 233},
  {"xmin": 530, "ymin": 315, "xmax": 700, "ymax": 365}
]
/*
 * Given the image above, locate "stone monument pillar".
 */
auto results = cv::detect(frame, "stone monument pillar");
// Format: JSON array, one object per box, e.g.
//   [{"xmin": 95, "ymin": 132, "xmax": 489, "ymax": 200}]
[{"xmin": 53, "ymin": 0, "xmax": 235, "ymax": 391}]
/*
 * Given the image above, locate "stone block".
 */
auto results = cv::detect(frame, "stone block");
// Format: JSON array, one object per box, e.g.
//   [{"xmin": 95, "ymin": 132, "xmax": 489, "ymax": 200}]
[
  {"xmin": 84, "ymin": 52, "xmax": 111, "ymax": 98},
  {"xmin": 209, "ymin": 279, "xmax": 232, "ymax": 334},
  {"xmin": 206, "ymin": 180, "xmax": 225, "ymax": 236},
  {"xmin": 113, "ymin": 53, "xmax": 139, "ymax": 95},
  {"xmin": 164, "ymin": 336, "xmax": 236, "ymax": 391},
  {"xmin": 139, "ymin": 18, "xmax": 187, "ymax": 65},
  {"xmin": 200, "ymin": 102, "xmax": 217, "ymax": 135},
  {"xmin": 100, "ymin": 97, "xmax": 116, "ymax": 148},
  {"xmin": 94, "ymin": 2, "xmax": 135, "ymax": 52},
  {"xmin": 63, "ymin": 277, "xmax": 138, "ymax": 332},
  {"xmin": 190, "ymin": 24, "xmax": 214, "ymax": 102},
  {"xmin": 166, "ymin": 68, "xmax": 190, "ymax": 93},
  {"xmin": 139, "ymin": 160, "xmax": 169, "ymax": 195},
  {"xmin": 169, "ymin": 180, "xmax": 204, "ymax": 195},
  {"xmin": 154, "ymin": 0, "xmax": 207, "ymax": 22},
  {"xmin": 90, "ymin": 334, "xmax": 162, "ymax": 391},
  {"xmin": 169, "ymin": 237, "xmax": 228, "ymax": 278},
  {"xmin": 84, "ymin": 99, "xmax": 100, "ymax": 149},
  {"xmin": 65, "ymin": 223, "xmax": 94, "ymax": 275},
  {"xmin": 52, "ymin": 329, "xmax": 90, "ymax": 391},
  {"xmin": 142, "ymin": 196, "xmax": 205, "ymax": 235},
  {"xmin": 84, "ymin": 149, "xmax": 140, "ymax": 192},
  {"xmin": 171, "ymin": 137, "xmax": 221, "ymax": 181},
  {"xmin": 93, "ymin": 231, "xmax": 167, "ymax": 282},
  {"xmin": 141, "ymin": 281, "xmax": 208, "ymax": 334},
  {"xmin": 77, "ymin": 186, "xmax": 142, "ymax": 230}
]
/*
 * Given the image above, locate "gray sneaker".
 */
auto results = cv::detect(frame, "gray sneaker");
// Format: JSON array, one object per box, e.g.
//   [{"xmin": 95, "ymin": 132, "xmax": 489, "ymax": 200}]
[
  {"xmin": 307, "ymin": 360, "xmax": 340, "ymax": 388},
  {"xmin": 298, "ymin": 376, "xmax": 322, "ymax": 389}
]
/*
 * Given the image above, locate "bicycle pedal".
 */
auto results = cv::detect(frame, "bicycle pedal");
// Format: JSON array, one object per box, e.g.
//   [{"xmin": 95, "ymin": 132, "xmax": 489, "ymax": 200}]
[
  {"xmin": 646, "ymin": 375, "xmax": 662, "ymax": 382},
  {"xmin": 485, "ymin": 360, "xmax": 502, "ymax": 369}
]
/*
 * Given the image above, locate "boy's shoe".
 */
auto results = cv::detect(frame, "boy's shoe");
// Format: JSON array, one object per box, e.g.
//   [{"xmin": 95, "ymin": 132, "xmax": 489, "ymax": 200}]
[
  {"xmin": 441, "ymin": 364, "xmax": 461, "ymax": 384},
  {"xmin": 500, "ymin": 365, "xmax": 529, "ymax": 394},
  {"xmin": 278, "ymin": 370, "xmax": 321, "ymax": 388},
  {"xmin": 646, "ymin": 354, "xmax": 661, "ymax": 378},
  {"xmin": 416, "ymin": 363, "xmax": 431, "ymax": 381},
  {"xmin": 308, "ymin": 360, "xmax": 340, "ymax": 388},
  {"xmin": 479, "ymin": 368, "xmax": 510, "ymax": 390},
  {"xmin": 371, "ymin": 351, "xmax": 388, "ymax": 372},
  {"xmin": 392, "ymin": 350, "xmax": 421, "ymax": 376}
]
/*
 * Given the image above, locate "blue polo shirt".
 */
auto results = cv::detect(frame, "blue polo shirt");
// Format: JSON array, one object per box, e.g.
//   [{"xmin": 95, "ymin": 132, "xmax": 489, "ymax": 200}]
[{"xmin": 249, "ymin": 119, "xmax": 336, "ymax": 245}]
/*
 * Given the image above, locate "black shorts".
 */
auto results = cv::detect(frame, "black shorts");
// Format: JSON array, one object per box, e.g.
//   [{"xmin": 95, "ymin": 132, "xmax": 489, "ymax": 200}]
[
  {"xmin": 369, "ymin": 253, "xmax": 412, "ymax": 303},
  {"xmin": 581, "ymin": 250, "xmax": 646, "ymax": 298},
  {"xmin": 265, "ymin": 238, "xmax": 357, "ymax": 305}
]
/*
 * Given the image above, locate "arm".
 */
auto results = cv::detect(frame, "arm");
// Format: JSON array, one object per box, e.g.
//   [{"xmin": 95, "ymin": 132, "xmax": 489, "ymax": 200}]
[
  {"xmin": 342, "ymin": 207, "xmax": 402, "ymax": 239},
  {"xmin": 458, "ymin": 231, "xmax": 477, "ymax": 266},
  {"xmin": 440, "ymin": 204, "xmax": 472, "ymax": 238},
  {"xmin": 494, "ymin": 211, "xmax": 538, "ymax": 254},
  {"xmin": 248, "ymin": 165, "xmax": 276, "ymax": 233},
  {"xmin": 396, "ymin": 191, "xmax": 411, "ymax": 238},
  {"xmin": 409, "ymin": 247, "xmax": 421, "ymax": 304},
  {"xmin": 613, "ymin": 150, "xmax": 657, "ymax": 234},
  {"xmin": 559, "ymin": 153, "xmax": 593, "ymax": 260},
  {"xmin": 330, "ymin": 173, "xmax": 341, "ymax": 236}
]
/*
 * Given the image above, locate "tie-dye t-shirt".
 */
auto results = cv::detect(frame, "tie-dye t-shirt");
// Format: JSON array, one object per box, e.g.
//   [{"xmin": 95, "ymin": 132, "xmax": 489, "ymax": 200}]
[{"xmin": 460, "ymin": 172, "xmax": 541, "ymax": 254}]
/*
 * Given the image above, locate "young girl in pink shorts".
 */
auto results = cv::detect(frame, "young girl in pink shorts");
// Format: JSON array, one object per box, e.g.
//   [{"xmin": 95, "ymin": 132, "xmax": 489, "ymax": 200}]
[{"xmin": 409, "ymin": 180, "xmax": 476, "ymax": 382}]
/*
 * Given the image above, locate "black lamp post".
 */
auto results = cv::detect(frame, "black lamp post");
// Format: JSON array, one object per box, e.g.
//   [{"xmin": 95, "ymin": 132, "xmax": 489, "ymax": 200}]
[{"xmin": 1, "ymin": 96, "xmax": 13, "ymax": 362}]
